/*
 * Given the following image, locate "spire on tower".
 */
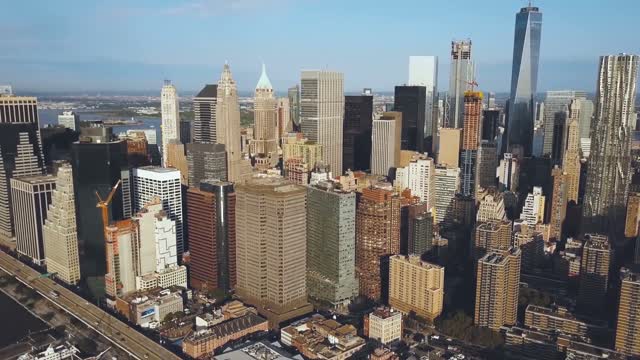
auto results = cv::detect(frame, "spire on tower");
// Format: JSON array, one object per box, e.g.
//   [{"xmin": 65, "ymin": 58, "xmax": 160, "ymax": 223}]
[{"xmin": 256, "ymin": 63, "xmax": 273, "ymax": 90}]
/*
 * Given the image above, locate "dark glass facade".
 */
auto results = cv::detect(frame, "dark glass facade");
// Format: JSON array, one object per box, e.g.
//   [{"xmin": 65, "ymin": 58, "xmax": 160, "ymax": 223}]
[
  {"xmin": 394, "ymin": 86, "xmax": 427, "ymax": 153},
  {"xmin": 343, "ymin": 95, "xmax": 373, "ymax": 171}
]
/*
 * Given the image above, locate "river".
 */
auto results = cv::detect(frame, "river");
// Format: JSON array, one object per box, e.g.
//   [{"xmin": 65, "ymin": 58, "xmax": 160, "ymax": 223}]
[{"xmin": 0, "ymin": 291, "xmax": 47, "ymax": 347}]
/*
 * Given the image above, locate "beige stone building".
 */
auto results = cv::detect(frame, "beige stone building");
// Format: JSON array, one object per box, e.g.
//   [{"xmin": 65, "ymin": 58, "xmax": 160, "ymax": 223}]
[
  {"xmin": 250, "ymin": 64, "xmax": 279, "ymax": 168},
  {"xmin": 615, "ymin": 269, "xmax": 640, "ymax": 357},
  {"xmin": 366, "ymin": 307, "xmax": 402, "ymax": 345},
  {"xmin": 389, "ymin": 255, "xmax": 444, "ymax": 322}
]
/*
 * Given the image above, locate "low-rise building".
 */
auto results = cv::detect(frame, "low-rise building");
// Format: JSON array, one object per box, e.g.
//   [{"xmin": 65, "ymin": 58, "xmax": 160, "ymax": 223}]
[
  {"xmin": 364, "ymin": 307, "xmax": 402, "ymax": 345},
  {"xmin": 504, "ymin": 327, "xmax": 558, "ymax": 360},
  {"xmin": 135, "ymin": 264, "xmax": 188, "ymax": 291},
  {"xmin": 115, "ymin": 288, "xmax": 184, "ymax": 326},
  {"xmin": 525, "ymin": 305, "xmax": 607, "ymax": 337},
  {"xmin": 369, "ymin": 347, "xmax": 400, "ymax": 360},
  {"xmin": 18, "ymin": 343, "xmax": 79, "ymax": 360},
  {"xmin": 280, "ymin": 314, "xmax": 365, "ymax": 360}
]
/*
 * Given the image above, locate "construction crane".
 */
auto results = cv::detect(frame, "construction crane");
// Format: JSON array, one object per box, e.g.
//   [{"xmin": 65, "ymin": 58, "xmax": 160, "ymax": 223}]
[{"xmin": 95, "ymin": 180, "xmax": 121, "ymax": 237}]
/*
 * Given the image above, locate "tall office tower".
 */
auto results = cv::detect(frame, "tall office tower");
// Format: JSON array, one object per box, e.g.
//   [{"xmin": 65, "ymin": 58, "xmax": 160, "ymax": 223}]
[
  {"xmin": 187, "ymin": 180, "xmax": 236, "ymax": 292},
  {"xmin": 186, "ymin": 142, "xmax": 227, "ymax": 186},
  {"xmin": 277, "ymin": 97, "xmax": 291, "ymax": 142},
  {"xmin": 506, "ymin": 5, "xmax": 542, "ymax": 156},
  {"xmin": 478, "ymin": 140, "xmax": 498, "ymax": 189},
  {"xmin": 356, "ymin": 187, "xmax": 401, "ymax": 301},
  {"xmin": 477, "ymin": 190, "xmax": 507, "ymax": 223},
  {"xmin": 625, "ymin": 193, "xmax": 640, "ymax": 238},
  {"xmin": 408, "ymin": 56, "xmax": 438, "ymax": 152},
  {"xmin": 71, "ymin": 140, "xmax": 129, "ymax": 291},
  {"xmin": 300, "ymin": 70, "xmax": 344, "ymax": 174},
  {"xmin": 437, "ymin": 128, "xmax": 461, "ymax": 168},
  {"xmin": 371, "ymin": 112, "xmax": 402, "ymax": 176},
  {"xmin": 192, "ymin": 84, "xmax": 217, "ymax": 143},
  {"xmin": 577, "ymin": 234, "xmax": 612, "ymax": 312},
  {"xmin": 474, "ymin": 247, "xmax": 521, "ymax": 330},
  {"xmin": 180, "ymin": 120, "xmax": 192, "ymax": 145},
  {"xmin": 563, "ymin": 100, "xmax": 582, "ymax": 203},
  {"xmin": 394, "ymin": 86, "xmax": 427, "ymax": 152},
  {"xmin": 11, "ymin": 175, "xmax": 55, "ymax": 265},
  {"xmin": 134, "ymin": 199, "xmax": 178, "ymax": 273},
  {"xmin": 288, "ymin": 85, "xmax": 300, "ymax": 130},
  {"xmin": 57, "ymin": 111, "xmax": 80, "ymax": 131},
  {"xmin": 615, "ymin": 269, "xmax": 640, "ymax": 357},
  {"xmin": 43, "ymin": 164, "xmax": 81, "ymax": 285},
  {"xmin": 434, "ymin": 165, "xmax": 460, "ymax": 227},
  {"xmin": 343, "ymin": 93, "xmax": 373, "ymax": 171},
  {"xmin": 216, "ymin": 63, "xmax": 251, "ymax": 182},
  {"xmin": 0, "ymin": 91, "xmax": 44, "ymax": 238},
  {"xmin": 460, "ymin": 91, "xmax": 482, "ymax": 197},
  {"xmin": 521, "ymin": 186, "xmax": 545, "ymax": 225},
  {"xmin": 407, "ymin": 204, "xmax": 433, "ymax": 255},
  {"xmin": 161, "ymin": 80, "xmax": 181, "ymax": 167},
  {"xmin": 583, "ymin": 55, "xmax": 639, "ymax": 237},
  {"xmin": 104, "ymin": 219, "xmax": 138, "ymax": 299},
  {"xmin": 549, "ymin": 167, "xmax": 568, "ymax": 241},
  {"xmin": 306, "ymin": 180, "xmax": 358, "ymax": 306},
  {"xmin": 577, "ymin": 98, "xmax": 595, "ymax": 156},
  {"xmin": 235, "ymin": 176, "xmax": 312, "ymax": 327},
  {"xmin": 389, "ymin": 255, "xmax": 444, "ymax": 322},
  {"xmin": 132, "ymin": 167, "xmax": 184, "ymax": 257},
  {"xmin": 165, "ymin": 140, "xmax": 189, "ymax": 185},
  {"xmin": 447, "ymin": 40, "xmax": 474, "ymax": 129},
  {"xmin": 498, "ymin": 153, "xmax": 519, "ymax": 192},
  {"xmin": 482, "ymin": 109, "xmax": 500, "ymax": 141},
  {"xmin": 541, "ymin": 91, "xmax": 586, "ymax": 157},
  {"xmin": 474, "ymin": 220, "xmax": 513, "ymax": 258},
  {"xmin": 251, "ymin": 64, "xmax": 279, "ymax": 168}
]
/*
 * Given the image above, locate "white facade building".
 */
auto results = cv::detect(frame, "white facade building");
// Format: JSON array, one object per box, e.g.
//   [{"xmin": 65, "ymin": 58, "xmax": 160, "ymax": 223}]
[
  {"xmin": 407, "ymin": 155, "xmax": 435, "ymax": 209},
  {"xmin": 434, "ymin": 165, "xmax": 460, "ymax": 225},
  {"xmin": 498, "ymin": 153, "xmax": 519, "ymax": 192},
  {"xmin": 522, "ymin": 186, "xmax": 545, "ymax": 225},
  {"xmin": 408, "ymin": 56, "xmax": 438, "ymax": 140},
  {"xmin": 371, "ymin": 115, "xmax": 400, "ymax": 177},
  {"xmin": 57, "ymin": 111, "xmax": 80, "ymax": 131},
  {"xmin": 161, "ymin": 80, "xmax": 180, "ymax": 167}
]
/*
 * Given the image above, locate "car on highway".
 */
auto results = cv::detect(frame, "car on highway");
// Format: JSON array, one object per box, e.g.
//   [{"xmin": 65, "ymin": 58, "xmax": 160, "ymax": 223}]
[{"xmin": 49, "ymin": 290, "xmax": 59, "ymax": 298}]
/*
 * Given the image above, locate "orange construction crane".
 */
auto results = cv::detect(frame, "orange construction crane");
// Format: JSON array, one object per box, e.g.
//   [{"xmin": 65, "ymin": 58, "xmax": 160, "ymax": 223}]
[{"xmin": 95, "ymin": 180, "xmax": 121, "ymax": 238}]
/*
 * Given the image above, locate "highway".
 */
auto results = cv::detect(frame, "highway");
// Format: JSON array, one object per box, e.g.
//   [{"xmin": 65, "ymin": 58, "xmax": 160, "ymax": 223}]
[{"xmin": 0, "ymin": 251, "xmax": 181, "ymax": 360}]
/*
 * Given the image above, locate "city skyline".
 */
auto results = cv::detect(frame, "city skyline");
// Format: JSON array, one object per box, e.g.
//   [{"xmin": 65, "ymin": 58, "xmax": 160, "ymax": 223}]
[{"xmin": 1, "ymin": 1, "xmax": 639, "ymax": 93}]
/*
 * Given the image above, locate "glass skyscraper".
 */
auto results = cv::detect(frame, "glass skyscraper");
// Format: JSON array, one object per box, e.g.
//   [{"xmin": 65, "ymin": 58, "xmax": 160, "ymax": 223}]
[{"xmin": 506, "ymin": 6, "xmax": 542, "ymax": 156}]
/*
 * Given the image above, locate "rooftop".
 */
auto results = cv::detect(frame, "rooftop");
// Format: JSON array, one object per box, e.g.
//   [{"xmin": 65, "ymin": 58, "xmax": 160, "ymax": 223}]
[
  {"xmin": 11, "ymin": 174, "xmax": 55, "ymax": 185},
  {"xmin": 196, "ymin": 84, "xmax": 218, "ymax": 98},
  {"xmin": 186, "ymin": 314, "xmax": 267, "ymax": 343},
  {"xmin": 370, "ymin": 307, "xmax": 401, "ymax": 320}
]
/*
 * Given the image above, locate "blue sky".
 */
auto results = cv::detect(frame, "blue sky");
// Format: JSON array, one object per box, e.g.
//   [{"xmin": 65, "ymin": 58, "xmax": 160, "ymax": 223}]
[{"xmin": 1, "ymin": 0, "xmax": 638, "ymax": 93}]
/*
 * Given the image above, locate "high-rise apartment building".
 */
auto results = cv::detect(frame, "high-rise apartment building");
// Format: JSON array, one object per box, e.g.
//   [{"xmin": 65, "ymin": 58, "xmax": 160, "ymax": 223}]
[
  {"xmin": 394, "ymin": 86, "xmax": 427, "ymax": 153},
  {"xmin": 521, "ymin": 186, "xmax": 545, "ymax": 225},
  {"xmin": 389, "ymin": 255, "xmax": 444, "ymax": 321},
  {"xmin": 57, "ymin": 111, "xmax": 80, "ymax": 131},
  {"xmin": 433, "ymin": 165, "xmax": 460, "ymax": 227},
  {"xmin": 43, "ymin": 163, "xmax": 81, "ymax": 285},
  {"xmin": 583, "ymin": 55, "xmax": 638, "ymax": 237},
  {"xmin": 343, "ymin": 93, "xmax": 373, "ymax": 171},
  {"xmin": 474, "ymin": 220, "xmax": 513, "ymax": 258},
  {"xmin": 474, "ymin": 247, "xmax": 521, "ymax": 330},
  {"xmin": 506, "ymin": 5, "xmax": 542, "ymax": 156},
  {"xmin": 400, "ymin": 153, "xmax": 435, "ymax": 208},
  {"xmin": 104, "ymin": 219, "xmax": 138, "ymax": 299},
  {"xmin": 578, "ymin": 234, "xmax": 612, "ymax": 311},
  {"xmin": 186, "ymin": 142, "xmax": 227, "ymax": 186},
  {"xmin": 408, "ymin": 56, "xmax": 438, "ymax": 152},
  {"xmin": 615, "ymin": 269, "xmax": 640, "ymax": 357},
  {"xmin": 625, "ymin": 192, "xmax": 640, "ymax": 238},
  {"xmin": 371, "ymin": 112, "xmax": 402, "ymax": 176},
  {"xmin": 549, "ymin": 167, "xmax": 568, "ymax": 241},
  {"xmin": 216, "ymin": 63, "xmax": 251, "ymax": 182},
  {"xmin": 187, "ymin": 180, "xmax": 236, "ymax": 292},
  {"xmin": 251, "ymin": 64, "xmax": 278, "ymax": 168},
  {"xmin": 356, "ymin": 187, "xmax": 401, "ymax": 301},
  {"xmin": 11, "ymin": 175, "xmax": 56, "ymax": 265},
  {"xmin": 563, "ymin": 100, "xmax": 582, "ymax": 203},
  {"xmin": 161, "ymin": 80, "xmax": 181, "ymax": 166},
  {"xmin": 235, "ymin": 176, "xmax": 312, "ymax": 327},
  {"xmin": 132, "ymin": 167, "xmax": 184, "ymax": 257},
  {"xmin": 447, "ymin": 40, "xmax": 474, "ymax": 129},
  {"xmin": 460, "ymin": 91, "xmax": 482, "ymax": 197},
  {"xmin": 307, "ymin": 181, "xmax": 358, "ymax": 306},
  {"xmin": 407, "ymin": 204, "xmax": 433, "ymax": 256},
  {"xmin": 300, "ymin": 70, "xmax": 345, "ymax": 174},
  {"xmin": 437, "ymin": 128, "xmax": 461, "ymax": 168},
  {"xmin": 192, "ymin": 84, "xmax": 217, "ymax": 143},
  {"xmin": 477, "ymin": 140, "xmax": 498, "ymax": 189}
]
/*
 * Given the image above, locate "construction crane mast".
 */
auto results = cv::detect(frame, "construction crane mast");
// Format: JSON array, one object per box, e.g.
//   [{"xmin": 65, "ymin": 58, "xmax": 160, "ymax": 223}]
[{"xmin": 95, "ymin": 180, "xmax": 121, "ymax": 238}]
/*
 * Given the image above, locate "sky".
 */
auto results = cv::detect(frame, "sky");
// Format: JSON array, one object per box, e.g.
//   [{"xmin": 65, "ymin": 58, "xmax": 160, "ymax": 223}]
[{"xmin": 1, "ymin": 0, "xmax": 639, "ymax": 94}]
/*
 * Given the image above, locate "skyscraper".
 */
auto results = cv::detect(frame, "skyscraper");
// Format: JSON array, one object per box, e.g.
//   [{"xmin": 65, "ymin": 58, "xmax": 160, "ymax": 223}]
[
  {"xmin": 549, "ymin": 167, "xmax": 568, "ymax": 241},
  {"xmin": 343, "ymin": 93, "xmax": 373, "ymax": 171},
  {"xmin": 542, "ymin": 91, "xmax": 586, "ymax": 158},
  {"xmin": 394, "ymin": 86, "xmax": 427, "ymax": 152},
  {"xmin": 192, "ymin": 84, "xmax": 217, "ymax": 143},
  {"xmin": 563, "ymin": 100, "xmax": 582, "ymax": 203},
  {"xmin": 521, "ymin": 186, "xmax": 545, "ymax": 225},
  {"xmin": 447, "ymin": 40, "xmax": 474, "ymax": 129},
  {"xmin": 371, "ymin": 112, "xmax": 402, "ymax": 176},
  {"xmin": 434, "ymin": 165, "xmax": 460, "ymax": 227},
  {"xmin": 477, "ymin": 140, "xmax": 498, "ymax": 190},
  {"xmin": 401, "ymin": 153, "xmax": 435, "ymax": 209},
  {"xmin": 43, "ymin": 163, "xmax": 81, "ymax": 285},
  {"xmin": 356, "ymin": 187, "xmax": 401, "ymax": 301},
  {"xmin": 132, "ymin": 167, "xmax": 184, "ymax": 257},
  {"xmin": 481, "ymin": 109, "xmax": 500, "ymax": 141},
  {"xmin": 161, "ymin": 80, "xmax": 181, "ymax": 166},
  {"xmin": 583, "ymin": 54, "xmax": 639, "ymax": 237},
  {"xmin": 235, "ymin": 175, "xmax": 312, "ymax": 327},
  {"xmin": 277, "ymin": 97, "xmax": 291, "ymax": 142},
  {"xmin": 474, "ymin": 220, "xmax": 513, "ymax": 258},
  {"xmin": 389, "ymin": 255, "xmax": 444, "ymax": 322},
  {"xmin": 187, "ymin": 180, "xmax": 236, "ymax": 292},
  {"xmin": 460, "ymin": 91, "xmax": 482, "ymax": 197},
  {"xmin": 186, "ymin": 142, "xmax": 227, "ymax": 186},
  {"xmin": 615, "ymin": 269, "xmax": 640, "ymax": 357},
  {"xmin": 11, "ymin": 175, "xmax": 56, "ymax": 265},
  {"xmin": 251, "ymin": 64, "xmax": 279, "ymax": 168},
  {"xmin": 57, "ymin": 111, "xmax": 80, "ymax": 131},
  {"xmin": 578, "ymin": 234, "xmax": 612, "ymax": 311},
  {"xmin": 300, "ymin": 70, "xmax": 345, "ymax": 174},
  {"xmin": 506, "ymin": 5, "xmax": 542, "ymax": 156},
  {"xmin": 104, "ymin": 219, "xmax": 138, "ymax": 299},
  {"xmin": 474, "ymin": 247, "xmax": 521, "ymax": 330},
  {"xmin": 407, "ymin": 204, "xmax": 433, "ymax": 256},
  {"xmin": 306, "ymin": 180, "xmax": 358, "ymax": 306},
  {"xmin": 437, "ymin": 128, "xmax": 461, "ymax": 168},
  {"xmin": 408, "ymin": 56, "xmax": 438, "ymax": 151},
  {"xmin": 216, "ymin": 63, "xmax": 251, "ymax": 182},
  {"xmin": 288, "ymin": 85, "xmax": 300, "ymax": 130}
]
